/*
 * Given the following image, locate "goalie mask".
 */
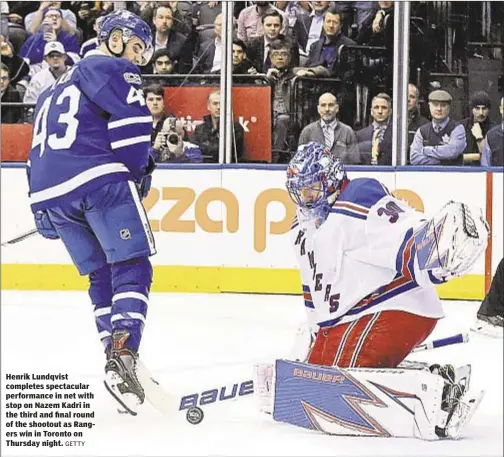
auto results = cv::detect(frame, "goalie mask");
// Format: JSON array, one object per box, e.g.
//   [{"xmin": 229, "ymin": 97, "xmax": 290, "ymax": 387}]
[
  {"xmin": 99, "ymin": 9, "xmax": 154, "ymax": 66},
  {"xmin": 286, "ymin": 142, "xmax": 346, "ymax": 228}
]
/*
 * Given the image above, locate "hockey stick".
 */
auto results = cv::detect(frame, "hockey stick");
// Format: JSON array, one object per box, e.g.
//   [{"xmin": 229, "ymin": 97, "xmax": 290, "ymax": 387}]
[
  {"xmin": 1, "ymin": 228, "xmax": 38, "ymax": 247},
  {"xmin": 411, "ymin": 332, "xmax": 469, "ymax": 352}
]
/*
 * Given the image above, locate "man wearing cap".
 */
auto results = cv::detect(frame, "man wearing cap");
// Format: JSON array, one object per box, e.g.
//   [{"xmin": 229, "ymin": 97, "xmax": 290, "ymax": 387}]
[
  {"xmin": 23, "ymin": 42, "xmax": 68, "ymax": 106},
  {"xmin": 460, "ymin": 91, "xmax": 497, "ymax": 165},
  {"xmin": 19, "ymin": 6, "xmax": 80, "ymax": 72},
  {"xmin": 481, "ymin": 97, "xmax": 504, "ymax": 167},
  {"xmin": 410, "ymin": 89, "xmax": 467, "ymax": 166}
]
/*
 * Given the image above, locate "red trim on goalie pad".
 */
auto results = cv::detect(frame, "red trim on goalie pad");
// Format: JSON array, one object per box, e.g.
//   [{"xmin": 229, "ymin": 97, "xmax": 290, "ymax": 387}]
[{"xmin": 307, "ymin": 311, "xmax": 437, "ymax": 368}]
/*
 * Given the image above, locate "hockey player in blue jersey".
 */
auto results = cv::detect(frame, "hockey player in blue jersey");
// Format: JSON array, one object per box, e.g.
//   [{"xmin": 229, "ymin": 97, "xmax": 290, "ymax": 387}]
[{"xmin": 27, "ymin": 10, "xmax": 156, "ymax": 415}]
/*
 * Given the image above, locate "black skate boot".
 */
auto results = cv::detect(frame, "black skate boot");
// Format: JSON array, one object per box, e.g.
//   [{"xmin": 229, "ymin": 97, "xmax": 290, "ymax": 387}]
[{"xmin": 104, "ymin": 329, "xmax": 145, "ymax": 416}]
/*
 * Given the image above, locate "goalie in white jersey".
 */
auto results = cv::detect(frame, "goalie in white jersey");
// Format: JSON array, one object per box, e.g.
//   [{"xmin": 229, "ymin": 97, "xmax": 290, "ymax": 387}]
[{"xmin": 286, "ymin": 142, "xmax": 489, "ymax": 368}]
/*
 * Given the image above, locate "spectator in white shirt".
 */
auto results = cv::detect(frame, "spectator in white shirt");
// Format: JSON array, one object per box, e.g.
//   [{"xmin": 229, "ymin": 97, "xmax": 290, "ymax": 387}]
[{"xmin": 24, "ymin": 41, "xmax": 67, "ymax": 106}]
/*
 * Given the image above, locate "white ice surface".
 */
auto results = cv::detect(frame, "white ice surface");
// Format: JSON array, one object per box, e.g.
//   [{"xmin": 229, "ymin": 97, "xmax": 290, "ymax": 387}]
[{"xmin": 1, "ymin": 291, "xmax": 502, "ymax": 457}]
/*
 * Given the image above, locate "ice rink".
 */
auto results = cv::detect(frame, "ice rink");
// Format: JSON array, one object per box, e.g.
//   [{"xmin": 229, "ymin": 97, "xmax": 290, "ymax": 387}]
[{"xmin": 1, "ymin": 291, "xmax": 503, "ymax": 457}]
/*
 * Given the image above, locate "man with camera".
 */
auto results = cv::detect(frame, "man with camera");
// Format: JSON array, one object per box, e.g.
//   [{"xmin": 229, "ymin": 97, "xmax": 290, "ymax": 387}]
[{"xmin": 146, "ymin": 85, "xmax": 202, "ymax": 164}]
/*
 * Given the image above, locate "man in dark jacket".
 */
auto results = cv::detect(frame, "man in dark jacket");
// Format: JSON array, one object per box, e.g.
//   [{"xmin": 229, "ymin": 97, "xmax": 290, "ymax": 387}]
[
  {"xmin": 246, "ymin": 10, "xmax": 299, "ymax": 73},
  {"xmin": 193, "ymin": 90, "xmax": 244, "ymax": 163},
  {"xmin": 150, "ymin": 4, "xmax": 193, "ymax": 74},
  {"xmin": 0, "ymin": 33, "xmax": 29, "ymax": 87},
  {"xmin": 460, "ymin": 91, "xmax": 496, "ymax": 165},
  {"xmin": 293, "ymin": 8, "xmax": 356, "ymax": 78},
  {"xmin": 0, "ymin": 63, "xmax": 22, "ymax": 124}
]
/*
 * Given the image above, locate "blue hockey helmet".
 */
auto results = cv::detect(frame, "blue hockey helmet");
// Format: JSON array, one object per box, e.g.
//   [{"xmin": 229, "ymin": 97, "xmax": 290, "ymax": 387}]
[
  {"xmin": 286, "ymin": 142, "xmax": 346, "ymax": 209},
  {"xmin": 99, "ymin": 9, "xmax": 153, "ymax": 66}
]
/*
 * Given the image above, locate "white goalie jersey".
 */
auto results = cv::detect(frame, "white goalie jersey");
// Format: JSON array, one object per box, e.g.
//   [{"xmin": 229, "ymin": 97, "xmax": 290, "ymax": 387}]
[{"xmin": 291, "ymin": 178, "xmax": 446, "ymax": 330}]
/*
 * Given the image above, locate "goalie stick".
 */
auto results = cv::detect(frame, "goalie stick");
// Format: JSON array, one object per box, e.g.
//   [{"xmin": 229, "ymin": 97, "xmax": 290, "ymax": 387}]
[
  {"xmin": 136, "ymin": 332, "xmax": 470, "ymax": 415},
  {"xmin": 1, "ymin": 228, "xmax": 38, "ymax": 247}
]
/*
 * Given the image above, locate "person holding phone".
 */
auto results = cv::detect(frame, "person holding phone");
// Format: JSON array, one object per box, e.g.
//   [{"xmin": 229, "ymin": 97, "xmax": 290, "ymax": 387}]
[{"xmin": 20, "ymin": 7, "xmax": 80, "ymax": 72}]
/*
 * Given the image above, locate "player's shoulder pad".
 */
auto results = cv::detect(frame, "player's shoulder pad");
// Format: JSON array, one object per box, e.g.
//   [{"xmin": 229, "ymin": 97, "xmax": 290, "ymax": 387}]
[
  {"xmin": 77, "ymin": 56, "xmax": 143, "ymax": 87},
  {"xmin": 338, "ymin": 178, "xmax": 390, "ymax": 209}
]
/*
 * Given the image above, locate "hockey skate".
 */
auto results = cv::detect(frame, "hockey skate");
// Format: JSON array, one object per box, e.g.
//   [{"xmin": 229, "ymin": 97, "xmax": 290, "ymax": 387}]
[
  {"xmin": 430, "ymin": 364, "xmax": 484, "ymax": 439},
  {"xmin": 104, "ymin": 330, "xmax": 145, "ymax": 416},
  {"xmin": 472, "ymin": 312, "xmax": 503, "ymax": 338}
]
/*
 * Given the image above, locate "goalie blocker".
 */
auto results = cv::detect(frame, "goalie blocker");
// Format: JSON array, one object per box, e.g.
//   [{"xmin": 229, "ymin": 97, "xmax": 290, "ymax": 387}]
[{"xmin": 255, "ymin": 360, "xmax": 484, "ymax": 440}]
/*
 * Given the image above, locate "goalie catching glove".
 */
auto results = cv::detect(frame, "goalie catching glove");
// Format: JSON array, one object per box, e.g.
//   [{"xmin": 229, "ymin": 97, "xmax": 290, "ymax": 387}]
[{"xmin": 415, "ymin": 201, "xmax": 489, "ymax": 282}]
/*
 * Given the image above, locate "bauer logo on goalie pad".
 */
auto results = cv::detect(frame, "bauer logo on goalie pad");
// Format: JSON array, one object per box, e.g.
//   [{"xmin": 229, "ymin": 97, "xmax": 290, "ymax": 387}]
[{"xmin": 179, "ymin": 380, "xmax": 254, "ymax": 410}]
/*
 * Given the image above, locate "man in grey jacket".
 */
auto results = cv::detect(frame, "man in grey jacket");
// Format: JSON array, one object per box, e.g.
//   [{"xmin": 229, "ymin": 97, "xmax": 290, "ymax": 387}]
[{"xmin": 298, "ymin": 92, "xmax": 360, "ymax": 164}]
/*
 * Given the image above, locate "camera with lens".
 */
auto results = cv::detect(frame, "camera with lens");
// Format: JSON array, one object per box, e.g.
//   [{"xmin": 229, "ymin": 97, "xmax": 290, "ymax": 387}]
[{"xmin": 161, "ymin": 117, "xmax": 180, "ymax": 149}]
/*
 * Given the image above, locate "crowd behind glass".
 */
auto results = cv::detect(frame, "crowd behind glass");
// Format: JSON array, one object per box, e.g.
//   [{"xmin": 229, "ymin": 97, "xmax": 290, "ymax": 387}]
[{"xmin": 1, "ymin": 1, "xmax": 503, "ymax": 166}]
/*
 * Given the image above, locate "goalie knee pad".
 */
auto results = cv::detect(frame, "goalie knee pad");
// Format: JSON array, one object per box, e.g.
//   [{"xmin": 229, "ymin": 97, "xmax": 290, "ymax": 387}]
[
  {"xmin": 89, "ymin": 265, "xmax": 113, "ymax": 351},
  {"xmin": 110, "ymin": 256, "xmax": 153, "ymax": 352}
]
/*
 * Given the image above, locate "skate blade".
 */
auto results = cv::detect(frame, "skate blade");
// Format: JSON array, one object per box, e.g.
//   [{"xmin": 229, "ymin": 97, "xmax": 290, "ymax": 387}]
[
  {"xmin": 104, "ymin": 372, "xmax": 142, "ymax": 416},
  {"xmin": 471, "ymin": 320, "xmax": 503, "ymax": 338},
  {"xmin": 445, "ymin": 390, "xmax": 485, "ymax": 439}
]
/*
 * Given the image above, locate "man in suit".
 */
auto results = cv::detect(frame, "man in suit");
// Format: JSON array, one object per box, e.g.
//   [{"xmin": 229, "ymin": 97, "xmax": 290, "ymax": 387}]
[
  {"xmin": 356, "ymin": 92, "xmax": 393, "ymax": 165},
  {"xmin": 150, "ymin": 4, "xmax": 193, "ymax": 74},
  {"xmin": 293, "ymin": 1, "xmax": 331, "ymax": 55},
  {"xmin": 193, "ymin": 13, "xmax": 222, "ymax": 74},
  {"xmin": 246, "ymin": 10, "xmax": 299, "ymax": 73},
  {"xmin": 293, "ymin": 8, "xmax": 356, "ymax": 78},
  {"xmin": 298, "ymin": 92, "xmax": 360, "ymax": 164}
]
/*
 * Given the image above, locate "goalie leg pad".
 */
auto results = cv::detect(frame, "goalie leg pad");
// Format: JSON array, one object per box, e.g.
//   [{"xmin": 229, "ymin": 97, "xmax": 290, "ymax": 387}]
[{"xmin": 269, "ymin": 359, "xmax": 482, "ymax": 440}]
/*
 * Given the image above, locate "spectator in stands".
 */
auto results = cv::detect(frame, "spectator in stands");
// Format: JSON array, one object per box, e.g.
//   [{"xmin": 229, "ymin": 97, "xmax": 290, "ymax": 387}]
[
  {"xmin": 407, "ymin": 83, "xmax": 429, "ymax": 163},
  {"xmin": 1, "ymin": 62, "xmax": 22, "ymax": 124},
  {"xmin": 246, "ymin": 10, "xmax": 299, "ymax": 73},
  {"xmin": 232, "ymin": 39, "xmax": 259, "ymax": 74},
  {"xmin": 193, "ymin": 13, "xmax": 222, "ymax": 74},
  {"xmin": 153, "ymin": 118, "xmax": 203, "ymax": 164},
  {"xmin": 152, "ymin": 48, "xmax": 176, "ymax": 76},
  {"xmin": 23, "ymin": 42, "xmax": 68, "ymax": 105},
  {"xmin": 410, "ymin": 90, "xmax": 467, "ymax": 166},
  {"xmin": 237, "ymin": 1, "xmax": 288, "ymax": 43},
  {"xmin": 193, "ymin": 90, "xmax": 244, "ymax": 163},
  {"xmin": 298, "ymin": 92, "xmax": 360, "ymax": 164},
  {"xmin": 19, "ymin": 7, "xmax": 80, "ymax": 73},
  {"xmin": 356, "ymin": 92, "xmax": 392, "ymax": 165},
  {"xmin": 0, "ymin": 33, "xmax": 29, "ymax": 87},
  {"xmin": 356, "ymin": 1, "xmax": 394, "ymax": 92},
  {"xmin": 25, "ymin": 1, "xmax": 77, "ymax": 35},
  {"xmin": 145, "ymin": 84, "xmax": 171, "ymax": 145},
  {"xmin": 151, "ymin": 4, "xmax": 193, "ymax": 74},
  {"xmin": 481, "ymin": 96, "xmax": 504, "ymax": 167},
  {"xmin": 293, "ymin": 8, "xmax": 356, "ymax": 78},
  {"xmin": 266, "ymin": 39, "xmax": 297, "ymax": 163},
  {"xmin": 80, "ymin": 15, "xmax": 104, "ymax": 58},
  {"xmin": 356, "ymin": 1, "xmax": 393, "ymax": 46},
  {"xmin": 293, "ymin": 1, "xmax": 330, "ymax": 55},
  {"xmin": 460, "ymin": 91, "xmax": 496, "ymax": 165}
]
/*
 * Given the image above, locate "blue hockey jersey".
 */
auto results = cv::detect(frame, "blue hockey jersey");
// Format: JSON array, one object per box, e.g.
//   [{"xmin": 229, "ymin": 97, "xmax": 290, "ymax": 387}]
[{"xmin": 27, "ymin": 53, "xmax": 152, "ymax": 213}]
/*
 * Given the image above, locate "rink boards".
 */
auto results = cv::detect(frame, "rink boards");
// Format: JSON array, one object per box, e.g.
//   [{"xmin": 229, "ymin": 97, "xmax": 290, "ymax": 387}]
[{"xmin": 1, "ymin": 165, "xmax": 502, "ymax": 300}]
